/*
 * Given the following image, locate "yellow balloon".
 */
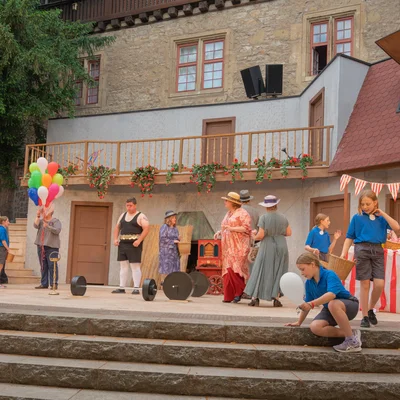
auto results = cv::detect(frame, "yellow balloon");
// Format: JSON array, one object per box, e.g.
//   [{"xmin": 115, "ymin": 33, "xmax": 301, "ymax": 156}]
[
  {"xmin": 42, "ymin": 173, "xmax": 53, "ymax": 188},
  {"xmin": 52, "ymin": 173, "xmax": 64, "ymax": 186},
  {"xmin": 29, "ymin": 162, "xmax": 40, "ymax": 173}
]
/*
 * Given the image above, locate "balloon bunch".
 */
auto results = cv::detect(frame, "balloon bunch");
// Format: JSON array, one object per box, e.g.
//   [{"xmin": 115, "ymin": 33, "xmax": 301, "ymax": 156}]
[{"xmin": 27, "ymin": 157, "xmax": 64, "ymax": 213}]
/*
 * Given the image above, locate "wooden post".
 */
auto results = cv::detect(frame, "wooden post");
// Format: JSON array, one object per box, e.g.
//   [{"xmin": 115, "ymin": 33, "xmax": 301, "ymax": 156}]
[
  {"xmin": 84, "ymin": 142, "xmax": 89, "ymax": 173},
  {"xmin": 326, "ymin": 126, "xmax": 331, "ymax": 165},
  {"xmin": 178, "ymin": 138, "xmax": 184, "ymax": 173},
  {"xmin": 247, "ymin": 133, "xmax": 252, "ymax": 169},
  {"xmin": 343, "ymin": 184, "xmax": 349, "ymax": 234},
  {"xmin": 116, "ymin": 143, "xmax": 121, "ymax": 175},
  {"xmin": 24, "ymin": 145, "xmax": 30, "ymax": 177}
]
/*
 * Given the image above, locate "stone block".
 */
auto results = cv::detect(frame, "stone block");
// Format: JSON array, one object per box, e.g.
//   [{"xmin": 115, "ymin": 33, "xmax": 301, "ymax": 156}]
[
  {"xmin": 139, "ymin": 13, "xmax": 149, "ymax": 23},
  {"xmin": 96, "ymin": 21, "xmax": 106, "ymax": 32},
  {"xmin": 153, "ymin": 10, "xmax": 163, "ymax": 21},
  {"xmin": 182, "ymin": 4, "xmax": 193, "ymax": 15},
  {"xmin": 124, "ymin": 16, "xmax": 135, "ymax": 26},
  {"xmin": 231, "ymin": 0, "xmax": 241, "ymax": 4},
  {"xmin": 88, "ymin": 318, "xmax": 153, "ymax": 338},
  {"xmin": 215, "ymin": 0, "xmax": 225, "ymax": 9},
  {"xmin": 198, "ymin": 1, "xmax": 209, "ymax": 13},
  {"xmin": 111, "ymin": 19, "xmax": 121, "ymax": 29}
]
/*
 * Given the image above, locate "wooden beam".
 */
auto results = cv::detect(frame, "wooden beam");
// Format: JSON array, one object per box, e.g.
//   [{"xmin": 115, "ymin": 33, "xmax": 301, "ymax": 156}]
[
  {"xmin": 183, "ymin": 4, "xmax": 193, "ymax": 15},
  {"xmin": 199, "ymin": 1, "xmax": 209, "ymax": 13},
  {"xmin": 168, "ymin": 7, "xmax": 178, "ymax": 18},
  {"xmin": 153, "ymin": 10, "xmax": 163, "ymax": 21},
  {"xmin": 124, "ymin": 15, "xmax": 135, "ymax": 26}
]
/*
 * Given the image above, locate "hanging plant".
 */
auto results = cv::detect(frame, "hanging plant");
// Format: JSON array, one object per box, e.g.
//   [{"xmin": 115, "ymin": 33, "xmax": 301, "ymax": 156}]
[
  {"xmin": 280, "ymin": 156, "xmax": 299, "ymax": 178},
  {"xmin": 266, "ymin": 157, "xmax": 281, "ymax": 181},
  {"xmin": 190, "ymin": 162, "xmax": 227, "ymax": 194},
  {"xmin": 254, "ymin": 157, "xmax": 267, "ymax": 184},
  {"xmin": 58, "ymin": 164, "xmax": 78, "ymax": 187},
  {"xmin": 131, "ymin": 165, "xmax": 156, "ymax": 197},
  {"xmin": 228, "ymin": 158, "xmax": 246, "ymax": 184},
  {"xmin": 88, "ymin": 165, "xmax": 116, "ymax": 199},
  {"xmin": 299, "ymin": 153, "xmax": 313, "ymax": 179},
  {"xmin": 166, "ymin": 163, "xmax": 182, "ymax": 186}
]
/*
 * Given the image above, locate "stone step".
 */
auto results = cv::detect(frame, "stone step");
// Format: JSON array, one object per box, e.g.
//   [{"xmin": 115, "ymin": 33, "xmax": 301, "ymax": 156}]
[
  {"xmin": 4, "ymin": 262, "xmax": 25, "ymax": 269},
  {"xmin": 0, "ymin": 330, "xmax": 398, "ymax": 374},
  {"xmin": 4, "ymin": 268, "xmax": 36, "ymax": 277},
  {"xmin": 15, "ymin": 218, "xmax": 27, "ymax": 224},
  {"xmin": 7, "ymin": 276, "xmax": 40, "ymax": 284},
  {"xmin": 0, "ymin": 354, "xmax": 399, "ymax": 399},
  {"xmin": 0, "ymin": 311, "xmax": 398, "ymax": 350},
  {"xmin": 8, "ymin": 224, "xmax": 27, "ymax": 232},
  {"xmin": 0, "ymin": 383, "xmax": 247, "ymax": 400}
]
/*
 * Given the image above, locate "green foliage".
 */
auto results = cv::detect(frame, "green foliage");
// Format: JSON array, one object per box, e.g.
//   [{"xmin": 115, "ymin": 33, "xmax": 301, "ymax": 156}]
[
  {"xmin": 88, "ymin": 165, "xmax": 116, "ymax": 199},
  {"xmin": 189, "ymin": 162, "xmax": 228, "ymax": 194},
  {"xmin": 0, "ymin": 0, "xmax": 115, "ymax": 187},
  {"xmin": 130, "ymin": 165, "xmax": 156, "ymax": 197}
]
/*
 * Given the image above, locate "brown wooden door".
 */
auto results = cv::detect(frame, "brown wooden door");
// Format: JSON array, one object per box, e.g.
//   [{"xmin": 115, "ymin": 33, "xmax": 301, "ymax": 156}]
[
  {"xmin": 67, "ymin": 203, "xmax": 113, "ymax": 284},
  {"xmin": 310, "ymin": 195, "xmax": 349, "ymax": 256},
  {"xmin": 202, "ymin": 117, "xmax": 235, "ymax": 165},
  {"xmin": 388, "ymin": 197, "xmax": 400, "ymax": 221},
  {"xmin": 309, "ymin": 89, "xmax": 324, "ymax": 163}
]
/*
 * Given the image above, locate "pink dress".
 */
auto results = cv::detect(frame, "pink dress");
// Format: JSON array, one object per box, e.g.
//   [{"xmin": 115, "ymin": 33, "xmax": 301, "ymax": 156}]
[{"xmin": 221, "ymin": 208, "xmax": 251, "ymax": 279}]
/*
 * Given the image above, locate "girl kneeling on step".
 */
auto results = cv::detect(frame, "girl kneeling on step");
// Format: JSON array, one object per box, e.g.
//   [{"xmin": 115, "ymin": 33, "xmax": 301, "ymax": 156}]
[{"xmin": 285, "ymin": 253, "xmax": 362, "ymax": 353}]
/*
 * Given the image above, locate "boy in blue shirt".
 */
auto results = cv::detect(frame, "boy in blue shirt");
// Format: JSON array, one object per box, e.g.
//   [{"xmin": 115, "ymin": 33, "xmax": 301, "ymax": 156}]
[
  {"xmin": 341, "ymin": 190, "xmax": 400, "ymax": 328},
  {"xmin": 305, "ymin": 214, "xmax": 341, "ymax": 262},
  {"xmin": 0, "ymin": 216, "xmax": 11, "ymax": 288},
  {"xmin": 285, "ymin": 252, "xmax": 361, "ymax": 353}
]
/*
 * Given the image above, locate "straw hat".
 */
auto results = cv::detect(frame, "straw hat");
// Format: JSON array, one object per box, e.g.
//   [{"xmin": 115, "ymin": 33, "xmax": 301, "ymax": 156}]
[
  {"xmin": 239, "ymin": 189, "xmax": 254, "ymax": 202},
  {"xmin": 221, "ymin": 192, "xmax": 242, "ymax": 205},
  {"xmin": 164, "ymin": 210, "xmax": 177, "ymax": 219},
  {"xmin": 259, "ymin": 195, "xmax": 280, "ymax": 208}
]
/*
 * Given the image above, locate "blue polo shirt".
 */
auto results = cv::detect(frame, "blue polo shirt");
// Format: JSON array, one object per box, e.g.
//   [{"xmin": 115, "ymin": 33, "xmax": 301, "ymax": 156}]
[
  {"xmin": 305, "ymin": 266, "xmax": 351, "ymax": 308},
  {"xmin": 346, "ymin": 212, "xmax": 390, "ymax": 244},
  {"xmin": 305, "ymin": 226, "xmax": 331, "ymax": 253},
  {"xmin": 0, "ymin": 226, "xmax": 9, "ymax": 247}
]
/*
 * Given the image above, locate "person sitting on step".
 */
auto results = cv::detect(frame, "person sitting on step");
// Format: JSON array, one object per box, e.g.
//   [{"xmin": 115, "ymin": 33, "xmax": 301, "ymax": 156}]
[{"xmin": 285, "ymin": 252, "xmax": 362, "ymax": 353}]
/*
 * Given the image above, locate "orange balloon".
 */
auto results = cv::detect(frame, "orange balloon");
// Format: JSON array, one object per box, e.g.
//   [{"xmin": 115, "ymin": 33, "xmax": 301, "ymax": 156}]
[{"xmin": 41, "ymin": 173, "xmax": 53, "ymax": 188}]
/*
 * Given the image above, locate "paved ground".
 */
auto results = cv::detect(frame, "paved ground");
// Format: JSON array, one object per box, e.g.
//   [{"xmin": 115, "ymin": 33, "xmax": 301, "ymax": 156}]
[{"xmin": 1, "ymin": 284, "xmax": 399, "ymax": 327}]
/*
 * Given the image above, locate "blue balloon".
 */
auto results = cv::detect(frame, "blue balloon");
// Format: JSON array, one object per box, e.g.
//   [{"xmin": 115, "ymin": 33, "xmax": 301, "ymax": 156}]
[{"xmin": 27, "ymin": 188, "xmax": 39, "ymax": 206}]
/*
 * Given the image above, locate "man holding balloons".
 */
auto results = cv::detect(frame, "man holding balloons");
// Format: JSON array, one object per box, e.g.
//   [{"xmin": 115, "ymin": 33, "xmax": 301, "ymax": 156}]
[{"xmin": 27, "ymin": 157, "xmax": 65, "ymax": 289}]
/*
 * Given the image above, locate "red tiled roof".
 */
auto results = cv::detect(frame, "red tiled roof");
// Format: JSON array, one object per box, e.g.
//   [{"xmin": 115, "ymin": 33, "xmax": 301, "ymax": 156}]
[{"xmin": 329, "ymin": 59, "xmax": 400, "ymax": 172}]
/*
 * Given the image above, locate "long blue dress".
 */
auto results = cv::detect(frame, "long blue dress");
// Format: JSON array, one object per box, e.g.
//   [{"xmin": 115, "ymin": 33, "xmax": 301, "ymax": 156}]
[{"xmin": 159, "ymin": 224, "xmax": 180, "ymax": 274}]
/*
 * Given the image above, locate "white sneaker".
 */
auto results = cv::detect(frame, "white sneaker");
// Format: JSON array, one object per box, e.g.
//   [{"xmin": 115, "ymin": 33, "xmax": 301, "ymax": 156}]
[
  {"xmin": 333, "ymin": 337, "xmax": 362, "ymax": 353},
  {"xmin": 352, "ymin": 329, "xmax": 362, "ymax": 346}
]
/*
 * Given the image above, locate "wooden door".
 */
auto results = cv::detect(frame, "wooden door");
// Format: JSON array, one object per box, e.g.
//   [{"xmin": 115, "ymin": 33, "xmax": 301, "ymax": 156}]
[
  {"xmin": 310, "ymin": 194, "xmax": 349, "ymax": 256},
  {"xmin": 387, "ymin": 196, "xmax": 400, "ymax": 221},
  {"xmin": 67, "ymin": 202, "xmax": 113, "ymax": 284},
  {"xmin": 202, "ymin": 117, "xmax": 235, "ymax": 165},
  {"xmin": 309, "ymin": 88, "xmax": 324, "ymax": 163}
]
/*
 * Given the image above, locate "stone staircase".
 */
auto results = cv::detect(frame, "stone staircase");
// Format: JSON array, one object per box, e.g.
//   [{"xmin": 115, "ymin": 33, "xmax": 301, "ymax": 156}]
[
  {"xmin": 6, "ymin": 218, "xmax": 40, "ymax": 285},
  {"xmin": 0, "ymin": 310, "xmax": 399, "ymax": 399}
]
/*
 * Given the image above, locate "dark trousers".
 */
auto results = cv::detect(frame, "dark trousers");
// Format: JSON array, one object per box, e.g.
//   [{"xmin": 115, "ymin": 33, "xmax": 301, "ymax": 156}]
[{"xmin": 37, "ymin": 246, "xmax": 59, "ymax": 287}]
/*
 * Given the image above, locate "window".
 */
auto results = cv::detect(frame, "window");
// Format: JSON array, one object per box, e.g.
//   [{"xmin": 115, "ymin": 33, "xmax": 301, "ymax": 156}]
[
  {"xmin": 310, "ymin": 16, "xmax": 353, "ymax": 75},
  {"xmin": 176, "ymin": 38, "xmax": 225, "ymax": 93},
  {"xmin": 74, "ymin": 57, "xmax": 101, "ymax": 107},
  {"xmin": 87, "ymin": 59, "xmax": 100, "ymax": 104}
]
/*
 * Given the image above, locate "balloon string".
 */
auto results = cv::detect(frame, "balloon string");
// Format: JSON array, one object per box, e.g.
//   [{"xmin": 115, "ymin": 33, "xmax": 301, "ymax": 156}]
[{"xmin": 40, "ymin": 223, "xmax": 45, "ymax": 272}]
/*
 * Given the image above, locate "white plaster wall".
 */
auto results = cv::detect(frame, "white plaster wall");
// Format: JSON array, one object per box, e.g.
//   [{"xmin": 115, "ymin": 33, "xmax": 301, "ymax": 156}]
[{"xmin": 25, "ymin": 167, "xmax": 400, "ymax": 285}]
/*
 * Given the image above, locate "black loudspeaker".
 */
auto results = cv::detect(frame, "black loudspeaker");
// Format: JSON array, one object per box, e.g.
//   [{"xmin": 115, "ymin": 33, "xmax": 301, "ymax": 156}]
[
  {"xmin": 265, "ymin": 64, "xmax": 283, "ymax": 95},
  {"xmin": 240, "ymin": 66, "xmax": 265, "ymax": 98}
]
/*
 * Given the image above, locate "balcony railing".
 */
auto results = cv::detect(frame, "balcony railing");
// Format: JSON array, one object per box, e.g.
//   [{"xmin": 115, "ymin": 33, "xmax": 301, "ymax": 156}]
[{"xmin": 23, "ymin": 125, "xmax": 333, "ymax": 184}]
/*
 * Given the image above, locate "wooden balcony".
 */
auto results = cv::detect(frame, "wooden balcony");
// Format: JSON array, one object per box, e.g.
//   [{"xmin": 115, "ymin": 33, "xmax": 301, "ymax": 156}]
[{"xmin": 22, "ymin": 126, "xmax": 335, "ymax": 187}]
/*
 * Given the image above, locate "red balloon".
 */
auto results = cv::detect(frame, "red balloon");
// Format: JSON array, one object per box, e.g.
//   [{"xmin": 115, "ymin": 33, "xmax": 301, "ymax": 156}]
[{"xmin": 47, "ymin": 162, "xmax": 59, "ymax": 177}]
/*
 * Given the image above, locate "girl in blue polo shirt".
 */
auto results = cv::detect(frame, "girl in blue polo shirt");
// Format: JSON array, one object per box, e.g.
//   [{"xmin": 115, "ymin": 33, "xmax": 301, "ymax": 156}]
[
  {"xmin": 285, "ymin": 252, "xmax": 361, "ymax": 353},
  {"xmin": 340, "ymin": 190, "xmax": 400, "ymax": 328},
  {"xmin": 305, "ymin": 214, "xmax": 341, "ymax": 261}
]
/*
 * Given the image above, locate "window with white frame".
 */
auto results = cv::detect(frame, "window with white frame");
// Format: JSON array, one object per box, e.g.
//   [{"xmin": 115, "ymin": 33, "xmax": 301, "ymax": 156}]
[
  {"xmin": 176, "ymin": 38, "xmax": 225, "ymax": 93},
  {"xmin": 310, "ymin": 16, "xmax": 353, "ymax": 75}
]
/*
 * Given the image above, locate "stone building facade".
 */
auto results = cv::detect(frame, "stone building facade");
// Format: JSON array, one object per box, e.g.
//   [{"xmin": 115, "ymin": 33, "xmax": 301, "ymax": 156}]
[{"xmin": 70, "ymin": 0, "xmax": 400, "ymax": 116}]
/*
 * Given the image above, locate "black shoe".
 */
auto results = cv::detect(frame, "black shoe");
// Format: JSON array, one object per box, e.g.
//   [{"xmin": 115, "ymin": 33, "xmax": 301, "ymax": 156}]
[
  {"xmin": 112, "ymin": 289, "xmax": 126, "ymax": 294},
  {"xmin": 35, "ymin": 285, "xmax": 48, "ymax": 289},
  {"xmin": 248, "ymin": 298, "xmax": 260, "ymax": 307},
  {"xmin": 273, "ymin": 298, "xmax": 283, "ymax": 307},
  {"xmin": 132, "ymin": 289, "xmax": 140, "ymax": 295},
  {"xmin": 231, "ymin": 296, "xmax": 241, "ymax": 303},
  {"xmin": 368, "ymin": 309, "xmax": 378, "ymax": 325},
  {"xmin": 360, "ymin": 316, "xmax": 371, "ymax": 328},
  {"xmin": 222, "ymin": 300, "xmax": 231, "ymax": 303}
]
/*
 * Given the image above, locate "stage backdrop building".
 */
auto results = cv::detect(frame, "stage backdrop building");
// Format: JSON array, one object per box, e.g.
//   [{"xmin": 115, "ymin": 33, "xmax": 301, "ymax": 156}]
[{"xmin": 22, "ymin": 0, "xmax": 400, "ymax": 285}]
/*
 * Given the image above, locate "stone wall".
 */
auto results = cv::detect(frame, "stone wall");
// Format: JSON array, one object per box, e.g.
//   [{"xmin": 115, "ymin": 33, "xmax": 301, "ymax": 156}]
[{"xmin": 72, "ymin": 0, "xmax": 400, "ymax": 117}]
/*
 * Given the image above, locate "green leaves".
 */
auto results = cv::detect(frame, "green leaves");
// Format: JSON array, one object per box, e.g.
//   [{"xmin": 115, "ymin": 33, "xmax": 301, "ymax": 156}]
[{"xmin": 0, "ymin": 0, "xmax": 114, "ymax": 187}]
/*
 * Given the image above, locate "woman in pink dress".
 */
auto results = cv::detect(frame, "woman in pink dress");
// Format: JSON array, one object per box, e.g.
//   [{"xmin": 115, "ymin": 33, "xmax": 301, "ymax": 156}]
[{"xmin": 214, "ymin": 192, "xmax": 251, "ymax": 303}]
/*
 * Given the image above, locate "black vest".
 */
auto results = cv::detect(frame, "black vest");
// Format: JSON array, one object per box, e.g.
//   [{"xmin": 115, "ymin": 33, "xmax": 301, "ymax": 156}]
[{"xmin": 120, "ymin": 212, "xmax": 143, "ymax": 235}]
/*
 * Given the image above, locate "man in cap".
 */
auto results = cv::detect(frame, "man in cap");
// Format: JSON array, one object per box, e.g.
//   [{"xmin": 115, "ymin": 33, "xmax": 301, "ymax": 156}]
[
  {"xmin": 113, "ymin": 197, "xmax": 149, "ymax": 294},
  {"xmin": 240, "ymin": 190, "xmax": 259, "ymax": 232}
]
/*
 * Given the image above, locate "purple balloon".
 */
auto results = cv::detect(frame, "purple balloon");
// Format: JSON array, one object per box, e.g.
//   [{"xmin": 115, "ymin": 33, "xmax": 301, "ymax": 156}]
[{"xmin": 27, "ymin": 188, "xmax": 39, "ymax": 206}]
